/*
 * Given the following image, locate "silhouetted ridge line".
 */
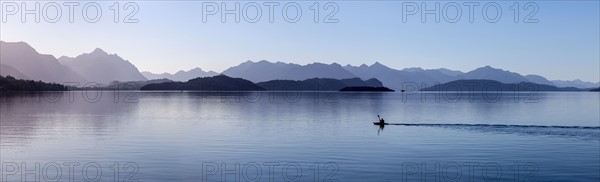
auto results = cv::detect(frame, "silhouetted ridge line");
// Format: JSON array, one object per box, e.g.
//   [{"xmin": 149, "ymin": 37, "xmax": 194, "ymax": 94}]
[
  {"xmin": 140, "ymin": 75, "xmax": 265, "ymax": 91},
  {"xmin": 420, "ymin": 79, "xmax": 582, "ymax": 91},
  {"xmin": 257, "ymin": 77, "xmax": 383, "ymax": 91}
]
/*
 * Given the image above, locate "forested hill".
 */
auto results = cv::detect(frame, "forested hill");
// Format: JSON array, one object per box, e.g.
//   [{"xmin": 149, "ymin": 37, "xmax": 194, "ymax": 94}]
[
  {"xmin": 421, "ymin": 79, "xmax": 582, "ymax": 92},
  {"xmin": 140, "ymin": 75, "xmax": 265, "ymax": 91},
  {"xmin": 257, "ymin": 78, "xmax": 383, "ymax": 91},
  {"xmin": 0, "ymin": 75, "xmax": 68, "ymax": 91}
]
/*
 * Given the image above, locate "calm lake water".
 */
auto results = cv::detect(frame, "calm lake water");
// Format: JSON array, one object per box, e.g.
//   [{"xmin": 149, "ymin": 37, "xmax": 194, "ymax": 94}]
[{"xmin": 1, "ymin": 91, "xmax": 599, "ymax": 181}]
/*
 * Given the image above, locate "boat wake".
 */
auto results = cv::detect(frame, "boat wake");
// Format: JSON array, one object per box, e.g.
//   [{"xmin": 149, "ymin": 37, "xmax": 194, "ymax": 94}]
[{"xmin": 385, "ymin": 123, "xmax": 600, "ymax": 140}]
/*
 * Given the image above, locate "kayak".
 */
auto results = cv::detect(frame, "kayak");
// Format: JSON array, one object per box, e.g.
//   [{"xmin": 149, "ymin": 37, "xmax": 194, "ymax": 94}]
[{"xmin": 373, "ymin": 122, "xmax": 387, "ymax": 125}]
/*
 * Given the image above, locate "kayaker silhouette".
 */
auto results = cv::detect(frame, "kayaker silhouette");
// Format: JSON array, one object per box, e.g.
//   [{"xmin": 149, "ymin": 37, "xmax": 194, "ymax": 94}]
[
  {"xmin": 377, "ymin": 115, "xmax": 385, "ymax": 124},
  {"xmin": 377, "ymin": 115, "xmax": 385, "ymax": 135}
]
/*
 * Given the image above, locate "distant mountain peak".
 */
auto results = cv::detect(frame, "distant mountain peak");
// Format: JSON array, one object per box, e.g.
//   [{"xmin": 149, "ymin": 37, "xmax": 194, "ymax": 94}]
[
  {"xmin": 479, "ymin": 65, "xmax": 499, "ymax": 70},
  {"xmin": 370, "ymin": 62, "xmax": 391, "ymax": 70},
  {"xmin": 472, "ymin": 65, "xmax": 507, "ymax": 72},
  {"xmin": 306, "ymin": 62, "xmax": 325, "ymax": 66},
  {"xmin": 257, "ymin": 60, "xmax": 270, "ymax": 63},
  {"xmin": 189, "ymin": 67, "xmax": 204, "ymax": 71},
  {"xmin": 465, "ymin": 66, "xmax": 530, "ymax": 84},
  {"xmin": 2, "ymin": 41, "xmax": 37, "ymax": 53},
  {"xmin": 1, "ymin": 41, "xmax": 87, "ymax": 83},
  {"xmin": 403, "ymin": 67, "xmax": 425, "ymax": 72},
  {"xmin": 60, "ymin": 47, "xmax": 146, "ymax": 84},
  {"xmin": 91, "ymin": 48, "xmax": 108, "ymax": 55}
]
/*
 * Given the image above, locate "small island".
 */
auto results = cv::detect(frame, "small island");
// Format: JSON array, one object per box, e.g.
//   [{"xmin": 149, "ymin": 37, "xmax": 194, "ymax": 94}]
[
  {"xmin": 591, "ymin": 87, "xmax": 600, "ymax": 92},
  {"xmin": 339, "ymin": 86, "xmax": 395, "ymax": 92},
  {"xmin": 140, "ymin": 75, "xmax": 265, "ymax": 91},
  {"xmin": 257, "ymin": 77, "xmax": 383, "ymax": 91}
]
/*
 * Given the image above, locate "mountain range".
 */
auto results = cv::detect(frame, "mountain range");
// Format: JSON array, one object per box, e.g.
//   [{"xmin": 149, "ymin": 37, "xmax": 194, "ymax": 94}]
[
  {"xmin": 1, "ymin": 41, "xmax": 86, "ymax": 83},
  {"xmin": 220, "ymin": 61, "xmax": 357, "ymax": 82},
  {"xmin": 222, "ymin": 61, "xmax": 570, "ymax": 91},
  {"xmin": 551, "ymin": 79, "xmax": 600, "ymax": 89},
  {"xmin": 421, "ymin": 79, "xmax": 582, "ymax": 92},
  {"xmin": 142, "ymin": 68, "xmax": 218, "ymax": 82},
  {"xmin": 1, "ymin": 41, "xmax": 598, "ymax": 89},
  {"xmin": 59, "ymin": 48, "xmax": 147, "ymax": 85}
]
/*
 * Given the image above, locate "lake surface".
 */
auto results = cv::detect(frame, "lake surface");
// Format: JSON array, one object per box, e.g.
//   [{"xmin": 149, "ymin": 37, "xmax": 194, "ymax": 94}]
[{"xmin": 1, "ymin": 91, "xmax": 599, "ymax": 181}]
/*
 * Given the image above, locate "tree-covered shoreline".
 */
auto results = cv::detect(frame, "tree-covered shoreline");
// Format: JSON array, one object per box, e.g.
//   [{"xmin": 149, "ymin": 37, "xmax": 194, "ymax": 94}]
[{"xmin": 0, "ymin": 75, "xmax": 68, "ymax": 91}]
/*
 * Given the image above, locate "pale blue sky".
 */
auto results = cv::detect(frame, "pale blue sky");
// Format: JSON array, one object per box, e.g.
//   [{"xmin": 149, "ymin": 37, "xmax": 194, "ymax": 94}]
[{"xmin": 1, "ymin": 1, "xmax": 599, "ymax": 82}]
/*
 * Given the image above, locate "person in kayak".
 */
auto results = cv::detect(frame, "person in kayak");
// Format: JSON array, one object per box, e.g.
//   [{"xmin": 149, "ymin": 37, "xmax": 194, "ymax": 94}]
[
  {"xmin": 377, "ymin": 115, "xmax": 385, "ymax": 124},
  {"xmin": 377, "ymin": 115, "xmax": 385, "ymax": 135}
]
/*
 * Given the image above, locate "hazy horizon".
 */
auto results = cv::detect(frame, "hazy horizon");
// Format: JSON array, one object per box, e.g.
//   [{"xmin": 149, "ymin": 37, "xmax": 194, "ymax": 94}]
[{"xmin": 2, "ymin": 40, "xmax": 599, "ymax": 84}]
